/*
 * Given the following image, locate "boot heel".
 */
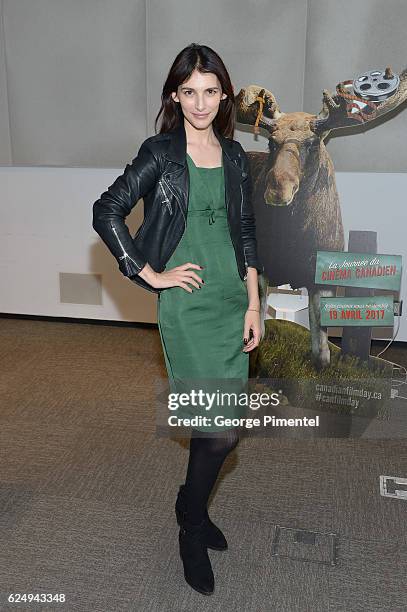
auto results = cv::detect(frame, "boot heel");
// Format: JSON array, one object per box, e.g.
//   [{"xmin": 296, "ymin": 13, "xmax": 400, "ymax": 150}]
[{"xmin": 178, "ymin": 519, "xmax": 215, "ymax": 596}]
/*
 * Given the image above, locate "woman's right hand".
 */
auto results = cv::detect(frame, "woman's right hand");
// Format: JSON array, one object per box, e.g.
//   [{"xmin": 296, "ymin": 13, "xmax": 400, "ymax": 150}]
[{"xmin": 143, "ymin": 262, "xmax": 205, "ymax": 293}]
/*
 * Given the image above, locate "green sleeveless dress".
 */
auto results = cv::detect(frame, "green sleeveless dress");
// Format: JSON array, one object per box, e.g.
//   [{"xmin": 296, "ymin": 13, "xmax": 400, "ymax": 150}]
[{"xmin": 157, "ymin": 153, "xmax": 249, "ymax": 432}]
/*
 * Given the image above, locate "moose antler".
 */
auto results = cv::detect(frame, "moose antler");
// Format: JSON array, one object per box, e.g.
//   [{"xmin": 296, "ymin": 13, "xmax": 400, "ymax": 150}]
[
  {"xmin": 312, "ymin": 65, "xmax": 407, "ymax": 135},
  {"xmin": 235, "ymin": 86, "xmax": 283, "ymax": 134}
]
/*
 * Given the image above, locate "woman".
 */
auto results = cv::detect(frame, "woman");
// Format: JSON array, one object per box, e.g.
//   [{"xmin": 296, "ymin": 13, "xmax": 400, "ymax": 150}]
[{"xmin": 92, "ymin": 43, "xmax": 262, "ymax": 596}]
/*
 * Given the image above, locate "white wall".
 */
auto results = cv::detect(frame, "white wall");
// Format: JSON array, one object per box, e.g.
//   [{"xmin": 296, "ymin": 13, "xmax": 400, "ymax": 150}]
[
  {"xmin": 0, "ymin": 165, "xmax": 157, "ymax": 324},
  {"xmin": 0, "ymin": 167, "xmax": 406, "ymax": 337}
]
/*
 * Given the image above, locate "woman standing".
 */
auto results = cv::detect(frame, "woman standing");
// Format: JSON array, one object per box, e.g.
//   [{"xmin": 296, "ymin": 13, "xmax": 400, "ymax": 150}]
[{"xmin": 92, "ymin": 43, "xmax": 262, "ymax": 596}]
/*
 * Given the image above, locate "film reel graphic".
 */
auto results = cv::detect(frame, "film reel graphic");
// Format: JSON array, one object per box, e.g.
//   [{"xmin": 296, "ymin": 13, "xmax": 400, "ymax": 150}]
[
  {"xmin": 353, "ymin": 69, "xmax": 400, "ymax": 101},
  {"xmin": 332, "ymin": 69, "xmax": 400, "ymax": 124}
]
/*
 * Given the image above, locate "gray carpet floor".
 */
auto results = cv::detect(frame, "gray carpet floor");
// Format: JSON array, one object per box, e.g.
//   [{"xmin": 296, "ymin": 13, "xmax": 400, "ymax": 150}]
[{"xmin": 0, "ymin": 317, "xmax": 406, "ymax": 612}]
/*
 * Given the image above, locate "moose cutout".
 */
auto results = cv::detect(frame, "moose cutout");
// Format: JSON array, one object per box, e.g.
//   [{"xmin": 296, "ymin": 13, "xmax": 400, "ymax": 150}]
[{"xmin": 235, "ymin": 66, "xmax": 407, "ymax": 369}]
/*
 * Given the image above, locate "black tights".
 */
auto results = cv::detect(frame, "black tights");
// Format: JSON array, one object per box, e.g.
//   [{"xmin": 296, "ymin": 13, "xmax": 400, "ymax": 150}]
[{"xmin": 182, "ymin": 427, "xmax": 240, "ymax": 524}]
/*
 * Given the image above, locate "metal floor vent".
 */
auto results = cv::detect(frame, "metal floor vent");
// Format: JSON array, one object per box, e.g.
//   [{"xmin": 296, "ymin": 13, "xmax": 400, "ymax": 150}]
[
  {"xmin": 271, "ymin": 525, "xmax": 338, "ymax": 566},
  {"xmin": 380, "ymin": 475, "xmax": 407, "ymax": 500}
]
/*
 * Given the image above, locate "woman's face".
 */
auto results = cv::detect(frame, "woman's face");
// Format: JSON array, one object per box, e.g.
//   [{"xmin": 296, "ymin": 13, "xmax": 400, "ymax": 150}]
[{"xmin": 171, "ymin": 69, "xmax": 227, "ymax": 131}]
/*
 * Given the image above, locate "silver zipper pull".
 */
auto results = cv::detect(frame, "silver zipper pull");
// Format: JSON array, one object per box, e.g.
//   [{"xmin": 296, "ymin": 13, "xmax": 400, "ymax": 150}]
[
  {"xmin": 109, "ymin": 221, "xmax": 141, "ymax": 271},
  {"xmin": 158, "ymin": 179, "xmax": 173, "ymax": 215},
  {"xmin": 162, "ymin": 176, "xmax": 186, "ymax": 226}
]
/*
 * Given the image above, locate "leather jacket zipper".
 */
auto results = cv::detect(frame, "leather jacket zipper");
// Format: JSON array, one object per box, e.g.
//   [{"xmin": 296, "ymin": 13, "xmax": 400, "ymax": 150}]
[
  {"xmin": 162, "ymin": 175, "xmax": 185, "ymax": 226},
  {"xmin": 240, "ymin": 183, "xmax": 248, "ymax": 280},
  {"xmin": 158, "ymin": 179, "xmax": 173, "ymax": 215},
  {"xmin": 110, "ymin": 221, "xmax": 141, "ymax": 271},
  {"xmin": 224, "ymin": 180, "xmax": 243, "ymax": 281},
  {"xmin": 158, "ymin": 174, "xmax": 187, "ymax": 265},
  {"xmin": 243, "ymin": 246, "xmax": 248, "ymax": 280}
]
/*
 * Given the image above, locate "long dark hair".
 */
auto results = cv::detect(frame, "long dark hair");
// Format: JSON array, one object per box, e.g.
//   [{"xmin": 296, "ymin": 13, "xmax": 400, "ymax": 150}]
[{"xmin": 154, "ymin": 43, "xmax": 235, "ymax": 139}]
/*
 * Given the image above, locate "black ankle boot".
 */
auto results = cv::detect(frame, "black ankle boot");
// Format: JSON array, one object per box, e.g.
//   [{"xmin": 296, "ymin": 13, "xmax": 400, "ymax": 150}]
[
  {"xmin": 179, "ymin": 517, "xmax": 215, "ymax": 595},
  {"xmin": 175, "ymin": 484, "xmax": 228, "ymax": 551}
]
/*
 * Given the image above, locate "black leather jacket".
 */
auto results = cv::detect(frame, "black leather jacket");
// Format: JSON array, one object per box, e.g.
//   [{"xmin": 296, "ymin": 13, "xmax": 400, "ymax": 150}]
[{"xmin": 92, "ymin": 122, "xmax": 263, "ymax": 294}]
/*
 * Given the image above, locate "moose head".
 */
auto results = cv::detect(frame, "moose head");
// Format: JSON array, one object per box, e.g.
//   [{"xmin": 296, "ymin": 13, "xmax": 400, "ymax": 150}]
[{"xmin": 235, "ymin": 66, "xmax": 407, "ymax": 207}]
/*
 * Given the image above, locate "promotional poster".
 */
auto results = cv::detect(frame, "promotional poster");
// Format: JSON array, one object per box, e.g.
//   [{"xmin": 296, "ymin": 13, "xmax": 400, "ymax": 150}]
[{"xmin": 0, "ymin": 1, "xmax": 406, "ymax": 610}]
